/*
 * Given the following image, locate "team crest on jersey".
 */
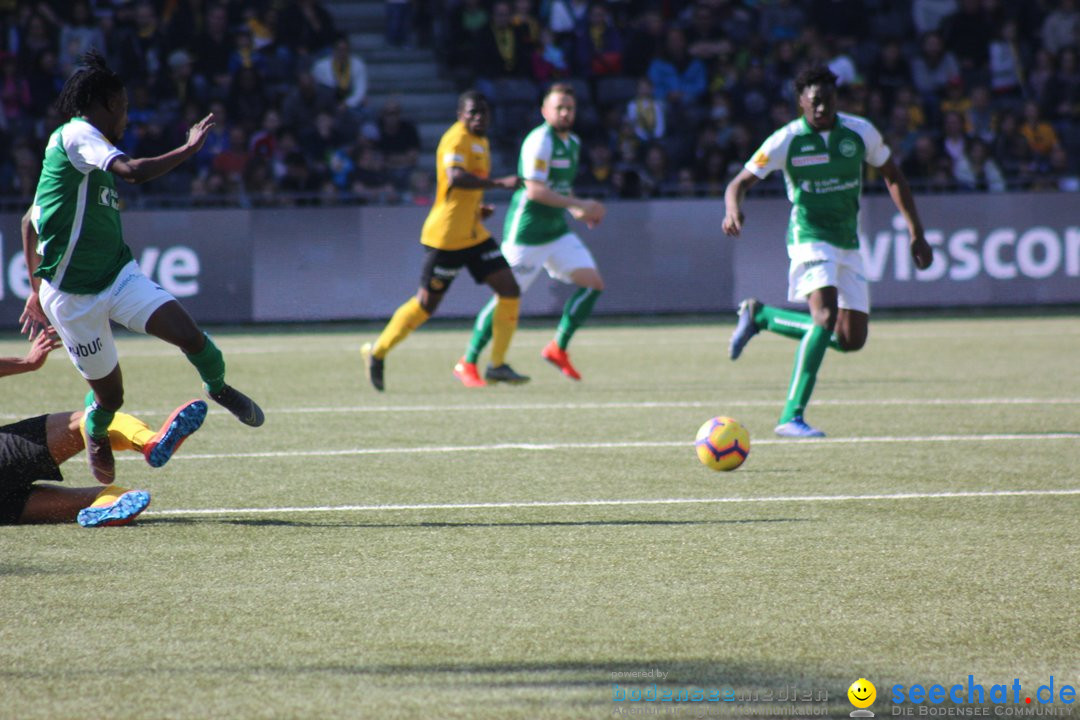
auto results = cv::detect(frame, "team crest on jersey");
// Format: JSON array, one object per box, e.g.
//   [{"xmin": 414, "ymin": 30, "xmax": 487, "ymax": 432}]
[
  {"xmin": 839, "ymin": 138, "xmax": 857, "ymax": 157},
  {"xmin": 98, "ymin": 187, "xmax": 120, "ymax": 209}
]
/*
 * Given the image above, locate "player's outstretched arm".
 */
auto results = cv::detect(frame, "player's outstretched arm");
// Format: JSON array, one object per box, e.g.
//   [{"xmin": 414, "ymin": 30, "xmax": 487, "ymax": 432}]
[
  {"xmin": 525, "ymin": 180, "xmax": 605, "ymax": 228},
  {"xmin": 447, "ymin": 167, "xmax": 521, "ymax": 191},
  {"xmin": 879, "ymin": 159, "xmax": 933, "ymax": 270},
  {"xmin": 722, "ymin": 169, "xmax": 759, "ymax": 237},
  {"xmin": 0, "ymin": 332, "xmax": 61, "ymax": 378},
  {"xmin": 108, "ymin": 113, "xmax": 216, "ymax": 185}
]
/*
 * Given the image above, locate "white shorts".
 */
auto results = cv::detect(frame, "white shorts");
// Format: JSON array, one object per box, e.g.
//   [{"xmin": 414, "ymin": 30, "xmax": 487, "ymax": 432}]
[
  {"xmin": 502, "ymin": 233, "xmax": 597, "ymax": 292},
  {"xmin": 787, "ymin": 242, "xmax": 870, "ymax": 313},
  {"xmin": 39, "ymin": 260, "xmax": 175, "ymax": 380}
]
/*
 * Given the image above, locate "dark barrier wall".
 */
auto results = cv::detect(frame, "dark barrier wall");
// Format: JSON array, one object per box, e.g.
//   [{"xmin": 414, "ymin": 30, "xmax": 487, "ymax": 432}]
[{"xmin": 1, "ymin": 192, "xmax": 1077, "ymax": 326}]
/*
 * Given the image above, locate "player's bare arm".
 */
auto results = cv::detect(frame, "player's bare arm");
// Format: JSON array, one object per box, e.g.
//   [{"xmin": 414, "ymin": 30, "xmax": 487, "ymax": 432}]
[
  {"xmin": 108, "ymin": 113, "xmax": 216, "ymax": 185},
  {"xmin": 524, "ymin": 180, "xmax": 605, "ymax": 228},
  {"xmin": 879, "ymin": 159, "xmax": 933, "ymax": 270},
  {"xmin": 0, "ymin": 332, "xmax": 61, "ymax": 377},
  {"xmin": 447, "ymin": 167, "xmax": 521, "ymax": 191},
  {"xmin": 19, "ymin": 207, "xmax": 49, "ymax": 337},
  {"xmin": 722, "ymin": 169, "xmax": 760, "ymax": 237}
]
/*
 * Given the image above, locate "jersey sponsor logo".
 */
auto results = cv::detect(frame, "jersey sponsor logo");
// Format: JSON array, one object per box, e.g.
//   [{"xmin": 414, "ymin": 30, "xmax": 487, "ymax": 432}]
[
  {"xmin": 791, "ymin": 153, "xmax": 830, "ymax": 167},
  {"xmin": 67, "ymin": 337, "xmax": 104, "ymax": 358},
  {"xmin": 471, "ymin": 144, "xmax": 484, "ymax": 153},
  {"xmin": 481, "ymin": 249, "xmax": 504, "ymax": 261},
  {"xmin": 839, "ymin": 138, "xmax": 858, "ymax": 158},
  {"xmin": 551, "ymin": 158, "xmax": 571, "ymax": 169},
  {"xmin": 98, "ymin": 187, "xmax": 120, "ymax": 210},
  {"xmin": 432, "ymin": 265, "xmax": 459, "ymax": 280},
  {"xmin": 799, "ymin": 144, "xmax": 816, "ymax": 151},
  {"xmin": 752, "ymin": 150, "xmax": 769, "ymax": 168}
]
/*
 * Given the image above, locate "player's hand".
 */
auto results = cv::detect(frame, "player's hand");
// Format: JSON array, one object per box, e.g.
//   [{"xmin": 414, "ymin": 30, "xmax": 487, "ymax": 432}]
[
  {"xmin": 722, "ymin": 210, "xmax": 744, "ymax": 237},
  {"xmin": 493, "ymin": 175, "xmax": 522, "ymax": 191},
  {"xmin": 185, "ymin": 113, "xmax": 216, "ymax": 153},
  {"xmin": 479, "ymin": 203, "xmax": 495, "ymax": 219},
  {"xmin": 23, "ymin": 330, "xmax": 61, "ymax": 370},
  {"xmin": 19, "ymin": 292, "xmax": 50, "ymax": 338},
  {"xmin": 910, "ymin": 234, "xmax": 933, "ymax": 270},
  {"xmin": 570, "ymin": 200, "xmax": 605, "ymax": 229}
]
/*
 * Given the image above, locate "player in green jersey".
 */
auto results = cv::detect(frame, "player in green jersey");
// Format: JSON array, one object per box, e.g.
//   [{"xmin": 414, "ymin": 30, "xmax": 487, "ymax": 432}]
[
  {"xmin": 19, "ymin": 50, "xmax": 263, "ymax": 484},
  {"xmin": 722, "ymin": 66, "xmax": 933, "ymax": 438},
  {"xmin": 454, "ymin": 83, "xmax": 606, "ymax": 386}
]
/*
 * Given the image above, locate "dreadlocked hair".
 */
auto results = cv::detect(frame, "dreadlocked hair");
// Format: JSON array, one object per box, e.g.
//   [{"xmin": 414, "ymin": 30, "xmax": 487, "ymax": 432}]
[{"xmin": 54, "ymin": 48, "xmax": 125, "ymax": 121}]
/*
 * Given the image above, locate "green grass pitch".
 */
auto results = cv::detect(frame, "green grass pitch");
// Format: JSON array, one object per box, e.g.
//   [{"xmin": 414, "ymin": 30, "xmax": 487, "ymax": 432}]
[{"xmin": 2, "ymin": 314, "xmax": 1078, "ymax": 719}]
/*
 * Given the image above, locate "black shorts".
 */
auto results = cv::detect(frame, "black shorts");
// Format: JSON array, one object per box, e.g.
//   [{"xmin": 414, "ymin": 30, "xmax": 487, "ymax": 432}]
[
  {"xmin": 0, "ymin": 415, "xmax": 64, "ymax": 525},
  {"xmin": 419, "ymin": 237, "xmax": 510, "ymax": 294}
]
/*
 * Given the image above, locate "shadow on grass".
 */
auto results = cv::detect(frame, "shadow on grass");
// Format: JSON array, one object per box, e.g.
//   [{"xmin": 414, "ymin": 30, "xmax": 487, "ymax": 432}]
[{"xmin": 143, "ymin": 516, "xmax": 810, "ymax": 529}]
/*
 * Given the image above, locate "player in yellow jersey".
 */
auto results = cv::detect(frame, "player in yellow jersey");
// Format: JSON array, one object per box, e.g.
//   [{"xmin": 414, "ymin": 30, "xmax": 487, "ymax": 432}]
[{"xmin": 362, "ymin": 91, "xmax": 525, "ymax": 391}]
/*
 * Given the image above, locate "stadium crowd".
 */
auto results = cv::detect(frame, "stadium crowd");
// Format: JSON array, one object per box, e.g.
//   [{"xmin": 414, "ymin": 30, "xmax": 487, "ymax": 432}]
[{"xmin": 0, "ymin": 0, "xmax": 1077, "ymax": 209}]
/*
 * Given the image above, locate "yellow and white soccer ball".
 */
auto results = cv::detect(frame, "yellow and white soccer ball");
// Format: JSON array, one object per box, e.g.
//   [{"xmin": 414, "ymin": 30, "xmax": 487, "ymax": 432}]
[{"xmin": 694, "ymin": 416, "xmax": 750, "ymax": 471}]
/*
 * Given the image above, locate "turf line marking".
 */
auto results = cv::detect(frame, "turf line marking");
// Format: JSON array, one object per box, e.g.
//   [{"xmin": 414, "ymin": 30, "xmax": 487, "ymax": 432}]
[
  {"xmin": 147, "ymin": 488, "xmax": 1080, "ymax": 517},
  {"xmin": 120, "ymin": 432, "xmax": 1080, "ymax": 463},
  {"xmin": 4, "ymin": 397, "xmax": 1079, "ymax": 422}
]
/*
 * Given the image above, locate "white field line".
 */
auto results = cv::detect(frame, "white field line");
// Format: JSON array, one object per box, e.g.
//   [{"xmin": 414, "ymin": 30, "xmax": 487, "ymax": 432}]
[
  {"xmin": 8, "ymin": 396, "xmax": 1080, "ymax": 422},
  {"xmin": 146, "ymin": 488, "xmax": 1080, "ymax": 517},
  {"xmin": 119, "ymin": 432, "xmax": 1080, "ymax": 463}
]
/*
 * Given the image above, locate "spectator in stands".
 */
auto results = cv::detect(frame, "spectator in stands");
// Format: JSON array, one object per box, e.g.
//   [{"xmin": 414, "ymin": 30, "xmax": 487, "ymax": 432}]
[
  {"xmin": 26, "ymin": 50, "xmax": 64, "ymax": 119},
  {"xmin": 350, "ymin": 145, "xmax": 398, "ymax": 204},
  {"xmin": 57, "ymin": 1, "xmax": 105, "ymax": 78},
  {"xmin": 511, "ymin": 0, "xmax": 541, "ymax": 45},
  {"xmin": 371, "ymin": 98, "xmax": 421, "ymax": 190},
  {"xmin": 993, "ymin": 110, "xmax": 1034, "ymax": 181},
  {"xmin": 625, "ymin": 76, "xmax": 665, "ymax": 143},
  {"xmin": 156, "ymin": 49, "xmax": 203, "ymax": 122},
  {"xmin": 1041, "ymin": 0, "xmax": 1080, "ymax": 56},
  {"xmin": 647, "ymin": 27, "xmax": 707, "ymax": 131},
  {"xmin": 640, "ymin": 143, "xmax": 672, "ymax": 197},
  {"xmin": 953, "ymin": 137, "xmax": 1006, "ymax": 192},
  {"xmin": 578, "ymin": 140, "xmax": 616, "ymax": 197},
  {"xmin": 965, "ymin": 84, "xmax": 998, "ymax": 143},
  {"xmin": 281, "ymin": 70, "xmax": 337, "ymax": 132},
  {"xmin": 473, "ymin": 1, "xmax": 533, "ymax": 80},
  {"xmin": 942, "ymin": 0, "xmax": 993, "ymax": 79},
  {"xmin": 194, "ymin": 3, "xmax": 235, "ymax": 100},
  {"xmin": 531, "ymin": 27, "xmax": 569, "ymax": 83},
  {"xmin": 1046, "ymin": 48, "xmax": 1080, "ymax": 124},
  {"xmin": 278, "ymin": 0, "xmax": 337, "ymax": 60},
  {"xmin": 212, "ymin": 126, "xmax": 251, "ymax": 184},
  {"xmin": 902, "ymin": 133, "xmax": 947, "ymax": 185},
  {"xmin": 868, "ymin": 39, "xmax": 913, "ymax": 109},
  {"xmin": 0, "ymin": 53, "xmax": 32, "ymax": 134},
  {"xmin": 695, "ymin": 145, "xmax": 728, "ymax": 197},
  {"xmin": 622, "ymin": 9, "xmax": 665, "ymax": 78},
  {"xmin": 759, "ymin": 0, "xmax": 805, "ymax": 42},
  {"xmin": 227, "ymin": 66, "xmax": 269, "ymax": 133},
  {"xmin": 912, "ymin": 0, "xmax": 958, "ymax": 35},
  {"xmin": 940, "ymin": 111, "xmax": 970, "ymax": 164},
  {"xmin": 574, "ymin": 3, "xmax": 624, "ymax": 78},
  {"xmin": 311, "ymin": 35, "xmax": 369, "ymax": 114},
  {"xmin": 445, "ymin": 0, "xmax": 488, "ymax": 71},
  {"xmin": 228, "ymin": 28, "xmax": 269, "ymax": 77},
  {"xmin": 1043, "ymin": 145, "xmax": 1080, "ymax": 191},
  {"xmin": 405, "ymin": 167, "xmax": 434, "ymax": 206},
  {"xmin": 278, "ymin": 150, "xmax": 323, "ymax": 204},
  {"xmin": 1019, "ymin": 99, "xmax": 1060, "ymax": 160},
  {"xmin": 910, "ymin": 31, "xmax": 961, "ymax": 105},
  {"xmin": 1027, "ymin": 48, "xmax": 1057, "ymax": 110},
  {"xmin": 988, "ymin": 19, "xmax": 1030, "ymax": 104}
]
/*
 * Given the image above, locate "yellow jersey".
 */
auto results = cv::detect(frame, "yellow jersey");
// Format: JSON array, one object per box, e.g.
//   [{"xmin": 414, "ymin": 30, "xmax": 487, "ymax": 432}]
[{"xmin": 421, "ymin": 121, "xmax": 492, "ymax": 250}]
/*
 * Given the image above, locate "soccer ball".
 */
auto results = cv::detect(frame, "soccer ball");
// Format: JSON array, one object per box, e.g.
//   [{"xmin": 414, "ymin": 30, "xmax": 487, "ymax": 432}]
[{"xmin": 694, "ymin": 416, "xmax": 750, "ymax": 471}]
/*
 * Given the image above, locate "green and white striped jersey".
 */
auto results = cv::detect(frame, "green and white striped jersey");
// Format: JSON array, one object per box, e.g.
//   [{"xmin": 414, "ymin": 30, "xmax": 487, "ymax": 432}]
[
  {"xmin": 31, "ymin": 117, "xmax": 132, "ymax": 293},
  {"xmin": 745, "ymin": 113, "xmax": 890, "ymax": 250},
  {"xmin": 504, "ymin": 123, "xmax": 580, "ymax": 246}
]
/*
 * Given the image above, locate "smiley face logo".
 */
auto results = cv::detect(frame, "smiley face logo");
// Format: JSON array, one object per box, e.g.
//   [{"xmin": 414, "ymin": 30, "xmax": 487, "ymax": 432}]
[{"xmin": 848, "ymin": 678, "xmax": 876, "ymax": 709}]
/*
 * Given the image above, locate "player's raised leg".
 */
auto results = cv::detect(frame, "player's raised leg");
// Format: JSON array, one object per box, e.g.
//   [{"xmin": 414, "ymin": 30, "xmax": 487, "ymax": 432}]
[{"xmin": 145, "ymin": 300, "xmax": 264, "ymax": 426}]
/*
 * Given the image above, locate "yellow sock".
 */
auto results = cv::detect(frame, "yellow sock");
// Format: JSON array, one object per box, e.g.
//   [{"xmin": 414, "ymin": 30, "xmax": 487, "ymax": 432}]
[
  {"xmin": 490, "ymin": 296, "xmax": 520, "ymax": 367},
  {"xmin": 105, "ymin": 412, "xmax": 154, "ymax": 452},
  {"xmin": 373, "ymin": 297, "xmax": 430, "ymax": 359},
  {"xmin": 90, "ymin": 485, "xmax": 131, "ymax": 507}
]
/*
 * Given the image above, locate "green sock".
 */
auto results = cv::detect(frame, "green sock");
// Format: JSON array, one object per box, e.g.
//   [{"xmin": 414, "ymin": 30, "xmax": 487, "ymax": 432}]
[
  {"xmin": 84, "ymin": 391, "xmax": 114, "ymax": 440},
  {"xmin": 779, "ymin": 324, "xmax": 831, "ymax": 424},
  {"xmin": 756, "ymin": 305, "xmax": 844, "ymax": 350},
  {"xmin": 185, "ymin": 333, "xmax": 226, "ymax": 393},
  {"xmin": 465, "ymin": 296, "xmax": 497, "ymax": 364},
  {"xmin": 555, "ymin": 288, "xmax": 601, "ymax": 350}
]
